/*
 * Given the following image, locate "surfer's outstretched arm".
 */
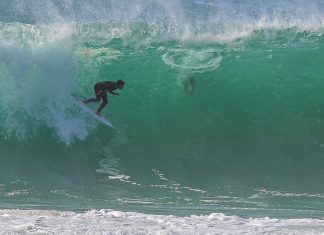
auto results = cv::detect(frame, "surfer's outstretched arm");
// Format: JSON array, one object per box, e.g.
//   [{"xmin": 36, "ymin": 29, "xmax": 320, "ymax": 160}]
[{"xmin": 109, "ymin": 91, "xmax": 120, "ymax": 95}]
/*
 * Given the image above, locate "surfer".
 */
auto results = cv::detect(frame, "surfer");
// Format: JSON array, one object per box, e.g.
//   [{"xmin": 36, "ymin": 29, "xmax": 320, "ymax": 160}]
[
  {"xmin": 83, "ymin": 80, "xmax": 125, "ymax": 115},
  {"xmin": 183, "ymin": 76, "xmax": 194, "ymax": 93}
]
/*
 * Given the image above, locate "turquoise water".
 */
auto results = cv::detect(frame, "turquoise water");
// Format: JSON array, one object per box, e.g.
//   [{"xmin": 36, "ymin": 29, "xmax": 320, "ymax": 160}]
[{"xmin": 1, "ymin": 0, "xmax": 324, "ymax": 221}]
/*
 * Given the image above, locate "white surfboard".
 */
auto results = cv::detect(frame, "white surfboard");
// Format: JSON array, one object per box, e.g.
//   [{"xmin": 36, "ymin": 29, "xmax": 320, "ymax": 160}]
[{"xmin": 71, "ymin": 93, "xmax": 116, "ymax": 129}]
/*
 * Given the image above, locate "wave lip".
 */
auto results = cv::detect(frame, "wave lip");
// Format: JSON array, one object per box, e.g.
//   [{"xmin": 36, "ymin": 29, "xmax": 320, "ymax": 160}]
[{"xmin": 2, "ymin": 0, "xmax": 324, "ymax": 45}]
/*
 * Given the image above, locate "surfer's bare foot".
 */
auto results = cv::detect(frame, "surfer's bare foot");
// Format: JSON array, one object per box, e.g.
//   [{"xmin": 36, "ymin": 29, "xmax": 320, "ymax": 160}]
[{"xmin": 96, "ymin": 112, "xmax": 101, "ymax": 116}]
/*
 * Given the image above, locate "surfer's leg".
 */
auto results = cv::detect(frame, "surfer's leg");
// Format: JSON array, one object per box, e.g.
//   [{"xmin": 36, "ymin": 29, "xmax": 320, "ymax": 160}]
[
  {"xmin": 84, "ymin": 87, "xmax": 102, "ymax": 103},
  {"xmin": 97, "ymin": 93, "xmax": 108, "ymax": 114},
  {"xmin": 85, "ymin": 84, "xmax": 102, "ymax": 103}
]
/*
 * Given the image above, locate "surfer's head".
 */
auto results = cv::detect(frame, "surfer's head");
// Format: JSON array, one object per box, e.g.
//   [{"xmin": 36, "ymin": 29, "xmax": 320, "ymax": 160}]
[{"xmin": 117, "ymin": 80, "xmax": 125, "ymax": 89}]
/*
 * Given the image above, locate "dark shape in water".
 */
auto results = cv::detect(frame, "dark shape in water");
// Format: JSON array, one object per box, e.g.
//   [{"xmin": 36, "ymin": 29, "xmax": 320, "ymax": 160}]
[{"xmin": 183, "ymin": 76, "xmax": 195, "ymax": 93}]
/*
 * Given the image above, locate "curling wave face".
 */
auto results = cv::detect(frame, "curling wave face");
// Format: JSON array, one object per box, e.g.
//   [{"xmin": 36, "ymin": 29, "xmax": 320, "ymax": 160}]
[{"xmin": 1, "ymin": 0, "xmax": 324, "ymax": 219}]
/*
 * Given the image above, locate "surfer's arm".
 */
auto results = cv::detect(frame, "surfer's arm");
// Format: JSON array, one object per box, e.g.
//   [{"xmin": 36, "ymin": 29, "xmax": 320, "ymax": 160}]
[{"xmin": 109, "ymin": 91, "xmax": 120, "ymax": 95}]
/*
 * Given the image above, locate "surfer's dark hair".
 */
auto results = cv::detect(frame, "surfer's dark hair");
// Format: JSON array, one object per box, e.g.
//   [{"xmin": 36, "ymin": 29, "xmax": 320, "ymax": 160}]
[{"xmin": 117, "ymin": 79, "xmax": 125, "ymax": 85}]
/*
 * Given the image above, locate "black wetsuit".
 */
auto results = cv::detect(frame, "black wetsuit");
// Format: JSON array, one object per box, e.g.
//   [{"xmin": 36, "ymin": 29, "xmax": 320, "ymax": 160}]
[{"xmin": 86, "ymin": 81, "xmax": 120, "ymax": 113}]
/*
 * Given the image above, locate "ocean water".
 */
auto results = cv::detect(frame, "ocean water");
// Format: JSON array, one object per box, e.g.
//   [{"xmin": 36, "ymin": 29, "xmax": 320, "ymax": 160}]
[{"xmin": 1, "ymin": 0, "xmax": 324, "ymax": 234}]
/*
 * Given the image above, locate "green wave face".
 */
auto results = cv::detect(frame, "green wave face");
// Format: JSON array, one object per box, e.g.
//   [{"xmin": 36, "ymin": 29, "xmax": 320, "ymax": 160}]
[{"xmin": 1, "ymin": 0, "xmax": 324, "ymax": 217}]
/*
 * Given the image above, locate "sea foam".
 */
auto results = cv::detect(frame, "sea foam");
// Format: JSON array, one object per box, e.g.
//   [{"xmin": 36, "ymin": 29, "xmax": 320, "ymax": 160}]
[{"xmin": 1, "ymin": 209, "xmax": 324, "ymax": 234}]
